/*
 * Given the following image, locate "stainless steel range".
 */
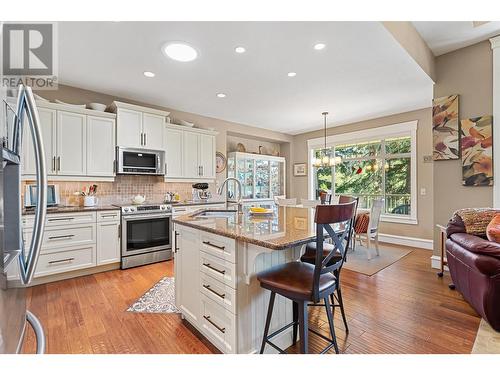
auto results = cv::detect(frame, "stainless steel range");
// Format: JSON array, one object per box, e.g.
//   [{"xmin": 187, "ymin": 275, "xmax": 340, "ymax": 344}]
[{"xmin": 115, "ymin": 203, "xmax": 172, "ymax": 269}]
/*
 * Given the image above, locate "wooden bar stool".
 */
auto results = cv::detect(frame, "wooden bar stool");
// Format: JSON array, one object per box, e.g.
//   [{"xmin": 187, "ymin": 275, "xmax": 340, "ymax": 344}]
[
  {"xmin": 300, "ymin": 195, "xmax": 358, "ymax": 333},
  {"xmin": 257, "ymin": 201, "xmax": 357, "ymax": 354}
]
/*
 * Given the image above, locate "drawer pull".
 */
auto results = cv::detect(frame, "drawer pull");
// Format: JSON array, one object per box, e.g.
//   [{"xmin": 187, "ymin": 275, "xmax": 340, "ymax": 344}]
[
  {"xmin": 48, "ymin": 257, "xmax": 75, "ymax": 264},
  {"xmin": 101, "ymin": 214, "xmax": 117, "ymax": 218},
  {"xmin": 203, "ymin": 284, "xmax": 225, "ymax": 299},
  {"xmin": 202, "ymin": 241, "xmax": 225, "ymax": 251},
  {"xmin": 202, "ymin": 263, "xmax": 226, "ymax": 275},
  {"xmin": 203, "ymin": 315, "xmax": 226, "ymax": 333},
  {"xmin": 48, "ymin": 234, "xmax": 75, "ymax": 240},
  {"xmin": 48, "ymin": 217, "xmax": 74, "ymax": 222}
]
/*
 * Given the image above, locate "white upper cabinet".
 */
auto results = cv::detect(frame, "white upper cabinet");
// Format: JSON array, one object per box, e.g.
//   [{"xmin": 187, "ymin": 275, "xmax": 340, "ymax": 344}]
[
  {"xmin": 111, "ymin": 101, "xmax": 168, "ymax": 150},
  {"xmin": 87, "ymin": 116, "xmax": 116, "ymax": 177},
  {"xmin": 57, "ymin": 111, "xmax": 87, "ymax": 175},
  {"xmin": 22, "ymin": 107, "xmax": 57, "ymax": 175},
  {"xmin": 165, "ymin": 126, "xmax": 183, "ymax": 178},
  {"xmin": 142, "ymin": 113, "xmax": 165, "ymax": 150},
  {"xmin": 165, "ymin": 124, "xmax": 217, "ymax": 181},
  {"xmin": 183, "ymin": 131, "xmax": 200, "ymax": 178},
  {"xmin": 18, "ymin": 100, "xmax": 116, "ymax": 181},
  {"xmin": 116, "ymin": 108, "xmax": 143, "ymax": 148},
  {"xmin": 199, "ymin": 133, "xmax": 215, "ymax": 179}
]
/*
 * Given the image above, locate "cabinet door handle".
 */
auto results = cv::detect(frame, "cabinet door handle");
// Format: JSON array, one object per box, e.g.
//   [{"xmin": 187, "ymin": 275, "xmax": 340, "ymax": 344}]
[
  {"xmin": 52, "ymin": 156, "xmax": 56, "ymax": 172},
  {"xmin": 48, "ymin": 234, "xmax": 75, "ymax": 240},
  {"xmin": 174, "ymin": 231, "xmax": 179, "ymax": 253},
  {"xmin": 144, "ymin": 133, "xmax": 147, "ymax": 146},
  {"xmin": 140, "ymin": 133, "xmax": 143, "ymax": 146},
  {"xmin": 203, "ymin": 315, "xmax": 225, "ymax": 333},
  {"xmin": 118, "ymin": 224, "xmax": 121, "ymax": 239},
  {"xmin": 57, "ymin": 156, "xmax": 61, "ymax": 172},
  {"xmin": 48, "ymin": 257, "xmax": 75, "ymax": 264},
  {"xmin": 202, "ymin": 263, "xmax": 226, "ymax": 275},
  {"xmin": 202, "ymin": 284, "xmax": 225, "ymax": 299},
  {"xmin": 202, "ymin": 241, "xmax": 225, "ymax": 251}
]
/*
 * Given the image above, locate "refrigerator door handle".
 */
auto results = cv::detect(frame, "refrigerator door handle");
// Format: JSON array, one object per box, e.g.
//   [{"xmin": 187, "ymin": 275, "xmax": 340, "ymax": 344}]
[
  {"xmin": 17, "ymin": 85, "xmax": 47, "ymax": 285},
  {"xmin": 26, "ymin": 311, "xmax": 46, "ymax": 354}
]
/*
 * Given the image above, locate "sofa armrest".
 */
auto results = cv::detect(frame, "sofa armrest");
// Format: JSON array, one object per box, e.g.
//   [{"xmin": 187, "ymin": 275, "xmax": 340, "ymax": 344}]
[{"xmin": 449, "ymin": 233, "xmax": 500, "ymax": 259}]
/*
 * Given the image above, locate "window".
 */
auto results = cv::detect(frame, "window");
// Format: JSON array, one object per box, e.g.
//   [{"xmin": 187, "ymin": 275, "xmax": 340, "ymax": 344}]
[{"xmin": 308, "ymin": 121, "xmax": 417, "ymax": 224}]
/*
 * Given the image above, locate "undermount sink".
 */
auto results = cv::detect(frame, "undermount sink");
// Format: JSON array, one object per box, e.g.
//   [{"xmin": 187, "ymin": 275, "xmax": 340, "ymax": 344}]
[{"xmin": 194, "ymin": 209, "xmax": 237, "ymax": 218}]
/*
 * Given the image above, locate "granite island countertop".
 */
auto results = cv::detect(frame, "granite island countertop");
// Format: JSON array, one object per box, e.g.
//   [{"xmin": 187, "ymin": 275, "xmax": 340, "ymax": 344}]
[
  {"xmin": 22, "ymin": 205, "xmax": 119, "ymax": 216},
  {"xmin": 173, "ymin": 206, "xmax": 335, "ymax": 250}
]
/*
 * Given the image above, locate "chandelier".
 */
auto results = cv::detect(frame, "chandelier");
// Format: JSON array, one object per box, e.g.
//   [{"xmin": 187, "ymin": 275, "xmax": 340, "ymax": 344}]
[{"xmin": 312, "ymin": 111, "xmax": 342, "ymax": 168}]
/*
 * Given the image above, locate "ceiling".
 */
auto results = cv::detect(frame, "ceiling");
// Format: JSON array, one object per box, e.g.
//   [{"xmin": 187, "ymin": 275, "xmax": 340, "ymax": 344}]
[
  {"xmin": 413, "ymin": 21, "xmax": 500, "ymax": 56},
  {"xmin": 57, "ymin": 22, "xmax": 433, "ymax": 135}
]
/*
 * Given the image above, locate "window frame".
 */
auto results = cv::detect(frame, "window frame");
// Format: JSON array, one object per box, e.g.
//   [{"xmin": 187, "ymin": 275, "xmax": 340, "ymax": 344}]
[{"xmin": 307, "ymin": 120, "xmax": 418, "ymax": 225}]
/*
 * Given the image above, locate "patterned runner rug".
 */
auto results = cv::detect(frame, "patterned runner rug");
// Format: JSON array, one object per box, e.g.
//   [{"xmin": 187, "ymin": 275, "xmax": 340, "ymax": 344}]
[{"xmin": 127, "ymin": 276, "xmax": 179, "ymax": 314}]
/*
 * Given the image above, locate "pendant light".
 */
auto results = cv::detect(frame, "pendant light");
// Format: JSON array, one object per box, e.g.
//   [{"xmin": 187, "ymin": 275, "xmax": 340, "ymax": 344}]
[{"xmin": 312, "ymin": 111, "xmax": 342, "ymax": 167}]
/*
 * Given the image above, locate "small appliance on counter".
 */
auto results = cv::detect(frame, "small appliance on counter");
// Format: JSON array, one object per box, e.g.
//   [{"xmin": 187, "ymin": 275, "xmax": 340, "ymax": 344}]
[
  {"xmin": 192, "ymin": 183, "xmax": 212, "ymax": 201},
  {"xmin": 24, "ymin": 183, "xmax": 60, "ymax": 208}
]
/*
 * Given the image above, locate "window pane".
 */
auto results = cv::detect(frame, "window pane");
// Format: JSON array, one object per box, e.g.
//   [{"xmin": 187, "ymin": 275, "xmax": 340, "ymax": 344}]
[
  {"xmin": 334, "ymin": 159, "xmax": 382, "ymax": 209},
  {"xmin": 335, "ymin": 140, "xmax": 381, "ymax": 159},
  {"xmin": 385, "ymin": 136, "xmax": 411, "ymax": 154},
  {"xmin": 314, "ymin": 166, "xmax": 332, "ymax": 199},
  {"xmin": 385, "ymin": 157, "xmax": 411, "ymax": 215}
]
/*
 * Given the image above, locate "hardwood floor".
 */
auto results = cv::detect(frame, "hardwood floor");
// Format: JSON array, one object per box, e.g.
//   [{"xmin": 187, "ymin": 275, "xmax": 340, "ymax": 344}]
[{"xmin": 23, "ymin": 247, "xmax": 480, "ymax": 354}]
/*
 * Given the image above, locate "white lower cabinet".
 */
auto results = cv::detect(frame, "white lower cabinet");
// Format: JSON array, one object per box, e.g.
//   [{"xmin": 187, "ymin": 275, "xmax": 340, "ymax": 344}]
[
  {"xmin": 174, "ymin": 224, "xmax": 237, "ymax": 353},
  {"xmin": 16, "ymin": 210, "xmax": 121, "ymax": 281},
  {"xmin": 97, "ymin": 211, "xmax": 121, "ymax": 265}
]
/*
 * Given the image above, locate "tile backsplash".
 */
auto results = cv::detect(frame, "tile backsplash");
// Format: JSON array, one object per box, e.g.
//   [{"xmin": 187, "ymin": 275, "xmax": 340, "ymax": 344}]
[{"xmin": 22, "ymin": 175, "xmax": 217, "ymax": 206}]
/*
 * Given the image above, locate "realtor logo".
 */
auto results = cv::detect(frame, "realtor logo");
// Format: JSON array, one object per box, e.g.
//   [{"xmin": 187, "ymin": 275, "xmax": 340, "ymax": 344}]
[{"xmin": 1, "ymin": 22, "xmax": 58, "ymax": 89}]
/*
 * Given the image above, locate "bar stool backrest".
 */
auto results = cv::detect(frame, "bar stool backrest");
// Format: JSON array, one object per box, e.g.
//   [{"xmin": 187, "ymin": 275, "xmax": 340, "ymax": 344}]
[{"xmin": 312, "ymin": 201, "xmax": 357, "ymax": 302}]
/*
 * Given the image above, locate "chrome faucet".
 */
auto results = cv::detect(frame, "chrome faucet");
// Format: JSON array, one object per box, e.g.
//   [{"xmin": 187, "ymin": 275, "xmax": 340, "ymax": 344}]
[{"xmin": 217, "ymin": 177, "xmax": 243, "ymax": 213}]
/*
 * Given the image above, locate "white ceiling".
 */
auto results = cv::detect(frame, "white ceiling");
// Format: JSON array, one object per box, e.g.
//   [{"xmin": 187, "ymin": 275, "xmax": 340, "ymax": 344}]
[
  {"xmin": 57, "ymin": 22, "xmax": 432, "ymax": 135},
  {"xmin": 413, "ymin": 21, "xmax": 500, "ymax": 56}
]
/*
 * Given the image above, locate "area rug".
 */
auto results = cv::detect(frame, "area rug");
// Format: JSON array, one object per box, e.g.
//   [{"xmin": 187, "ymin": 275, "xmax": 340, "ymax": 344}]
[
  {"xmin": 472, "ymin": 319, "xmax": 500, "ymax": 353},
  {"xmin": 127, "ymin": 276, "xmax": 179, "ymax": 314},
  {"xmin": 343, "ymin": 244, "xmax": 412, "ymax": 276}
]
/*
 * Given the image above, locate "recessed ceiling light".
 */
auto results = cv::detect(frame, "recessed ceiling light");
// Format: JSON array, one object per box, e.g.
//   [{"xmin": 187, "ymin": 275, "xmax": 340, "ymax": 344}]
[
  {"xmin": 163, "ymin": 42, "xmax": 198, "ymax": 62},
  {"xmin": 235, "ymin": 46, "xmax": 246, "ymax": 54},
  {"xmin": 216, "ymin": 93, "xmax": 227, "ymax": 98},
  {"xmin": 143, "ymin": 71, "xmax": 155, "ymax": 78},
  {"xmin": 287, "ymin": 72, "xmax": 297, "ymax": 77},
  {"xmin": 314, "ymin": 43, "xmax": 326, "ymax": 50}
]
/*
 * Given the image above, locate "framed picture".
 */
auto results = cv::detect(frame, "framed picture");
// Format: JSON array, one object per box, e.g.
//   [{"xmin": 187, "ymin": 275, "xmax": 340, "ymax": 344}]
[
  {"xmin": 433, "ymin": 94, "xmax": 460, "ymax": 160},
  {"xmin": 461, "ymin": 115, "xmax": 493, "ymax": 186},
  {"xmin": 294, "ymin": 163, "xmax": 307, "ymax": 176}
]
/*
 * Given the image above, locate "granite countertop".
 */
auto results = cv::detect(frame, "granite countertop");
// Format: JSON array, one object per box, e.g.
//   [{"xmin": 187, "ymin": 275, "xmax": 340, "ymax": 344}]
[
  {"xmin": 22, "ymin": 205, "xmax": 119, "ymax": 216},
  {"xmin": 171, "ymin": 200, "xmax": 226, "ymax": 207},
  {"xmin": 173, "ymin": 206, "xmax": 336, "ymax": 250}
]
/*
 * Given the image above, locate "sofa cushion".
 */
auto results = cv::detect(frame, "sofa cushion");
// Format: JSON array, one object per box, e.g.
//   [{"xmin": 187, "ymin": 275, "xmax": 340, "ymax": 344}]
[
  {"xmin": 450, "ymin": 233, "xmax": 500, "ymax": 259},
  {"xmin": 486, "ymin": 214, "xmax": 500, "ymax": 243},
  {"xmin": 454, "ymin": 208, "xmax": 500, "ymax": 237}
]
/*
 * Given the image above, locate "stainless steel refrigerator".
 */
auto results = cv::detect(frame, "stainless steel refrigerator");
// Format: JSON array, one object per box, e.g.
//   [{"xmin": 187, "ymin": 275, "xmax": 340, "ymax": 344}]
[{"xmin": 0, "ymin": 85, "xmax": 47, "ymax": 354}]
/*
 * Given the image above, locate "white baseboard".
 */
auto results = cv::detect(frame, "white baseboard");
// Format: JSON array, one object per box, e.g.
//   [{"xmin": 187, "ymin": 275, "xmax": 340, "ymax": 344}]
[
  {"xmin": 430, "ymin": 255, "xmax": 449, "ymax": 271},
  {"xmin": 378, "ymin": 233, "xmax": 433, "ymax": 250}
]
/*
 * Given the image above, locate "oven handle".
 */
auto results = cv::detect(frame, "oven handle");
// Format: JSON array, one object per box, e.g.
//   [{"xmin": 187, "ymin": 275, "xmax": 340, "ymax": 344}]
[{"xmin": 122, "ymin": 214, "xmax": 172, "ymax": 221}]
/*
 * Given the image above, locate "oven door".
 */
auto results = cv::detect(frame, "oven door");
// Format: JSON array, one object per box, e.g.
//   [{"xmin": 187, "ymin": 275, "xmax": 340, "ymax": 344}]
[{"xmin": 121, "ymin": 214, "xmax": 171, "ymax": 257}]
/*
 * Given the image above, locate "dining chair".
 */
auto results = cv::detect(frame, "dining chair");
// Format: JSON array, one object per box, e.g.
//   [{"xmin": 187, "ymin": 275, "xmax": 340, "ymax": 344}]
[
  {"xmin": 257, "ymin": 201, "xmax": 357, "ymax": 354},
  {"xmin": 353, "ymin": 198, "xmax": 384, "ymax": 259},
  {"xmin": 276, "ymin": 197, "xmax": 297, "ymax": 206},
  {"xmin": 300, "ymin": 198, "xmax": 320, "ymax": 208}
]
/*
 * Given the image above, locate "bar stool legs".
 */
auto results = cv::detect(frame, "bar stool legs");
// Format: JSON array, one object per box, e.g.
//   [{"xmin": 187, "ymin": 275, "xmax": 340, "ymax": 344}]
[
  {"xmin": 260, "ymin": 291, "xmax": 276, "ymax": 354},
  {"xmin": 292, "ymin": 301, "xmax": 298, "ymax": 345},
  {"xmin": 298, "ymin": 301, "xmax": 308, "ymax": 354},
  {"xmin": 324, "ymin": 297, "xmax": 340, "ymax": 354}
]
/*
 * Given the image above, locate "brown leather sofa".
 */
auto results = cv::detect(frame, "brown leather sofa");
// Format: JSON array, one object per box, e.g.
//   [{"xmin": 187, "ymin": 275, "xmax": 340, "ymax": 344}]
[{"xmin": 446, "ymin": 213, "xmax": 500, "ymax": 331}]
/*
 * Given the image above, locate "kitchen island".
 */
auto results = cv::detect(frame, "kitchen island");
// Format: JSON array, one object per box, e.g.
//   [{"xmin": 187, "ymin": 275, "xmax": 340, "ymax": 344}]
[{"xmin": 172, "ymin": 206, "xmax": 319, "ymax": 353}]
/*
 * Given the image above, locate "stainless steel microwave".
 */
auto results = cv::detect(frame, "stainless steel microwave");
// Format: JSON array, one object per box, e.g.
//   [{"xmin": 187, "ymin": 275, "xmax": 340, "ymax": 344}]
[
  {"xmin": 24, "ymin": 184, "xmax": 60, "ymax": 207},
  {"xmin": 116, "ymin": 147, "xmax": 165, "ymax": 176}
]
